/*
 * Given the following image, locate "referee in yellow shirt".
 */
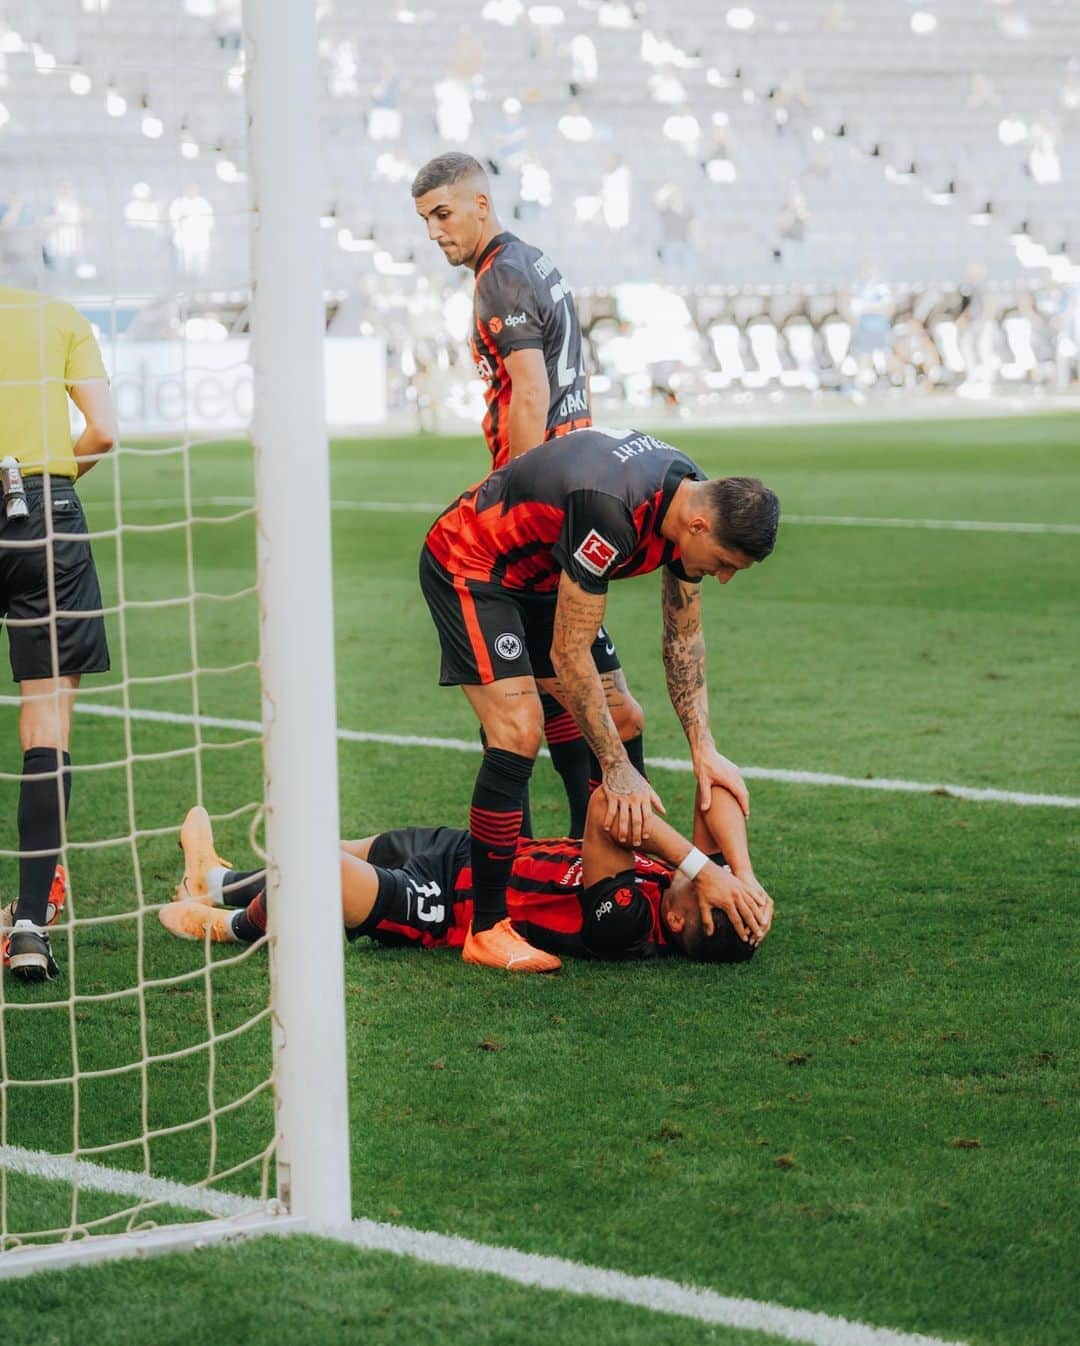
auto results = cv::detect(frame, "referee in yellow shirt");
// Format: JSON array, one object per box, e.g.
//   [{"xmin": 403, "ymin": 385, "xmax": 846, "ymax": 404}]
[{"xmin": 0, "ymin": 284, "xmax": 116, "ymax": 982}]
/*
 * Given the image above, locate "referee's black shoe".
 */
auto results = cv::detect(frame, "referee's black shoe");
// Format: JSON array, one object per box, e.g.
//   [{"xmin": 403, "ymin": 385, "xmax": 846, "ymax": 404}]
[{"xmin": 6, "ymin": 922, "xmax": 59, "ymax": 983}]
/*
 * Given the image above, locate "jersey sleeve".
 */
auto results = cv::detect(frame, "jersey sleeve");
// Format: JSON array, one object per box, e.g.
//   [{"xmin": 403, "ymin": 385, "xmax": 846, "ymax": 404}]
[
  {"xmin": 579, "ymin": 870, "xmax": 657, "ymax": 960},
  {"xmin": 552, "ymin": 489, "xmax": 639, "ymax": 594},
  {"xmin": 64, "ymin": 308, "xmax": 108, "ymax": 383},
  {"xmin": 476, "ymin": 262, "xmax": 545, "ymax": 355}
]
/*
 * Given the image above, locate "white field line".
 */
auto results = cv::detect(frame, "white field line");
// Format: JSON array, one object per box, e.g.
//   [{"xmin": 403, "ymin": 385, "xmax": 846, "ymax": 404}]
[
  {"xmin": 0, "ymin": 1147, "xmax": 966, "ymax": 1346},
  {"xmin": 2, "ymin": 699, "xmax": 1072, "ymax": 809},
  {"xmin": 108, "ymin": 496, "xmax": 1080, "ymax": 535}
]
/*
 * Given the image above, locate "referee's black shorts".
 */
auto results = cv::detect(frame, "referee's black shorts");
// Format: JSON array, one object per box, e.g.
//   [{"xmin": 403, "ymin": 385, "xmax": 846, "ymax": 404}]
[
  {"xmin": 419, "ymin": 546, "xmax": 622, "ymax": 686},
  {"xmin": 0, "ymin": 475, "xmax": 110, "ymax": 683}
]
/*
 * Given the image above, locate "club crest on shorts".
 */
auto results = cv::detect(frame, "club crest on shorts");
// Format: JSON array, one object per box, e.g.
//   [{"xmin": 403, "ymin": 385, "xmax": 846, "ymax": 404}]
[
  {"xmin": 495, "ymin": 632, "xmax": 523, "ymax": 660},
  {"xmin": 574, "ymin": 529, "xmax": 619, "ymax": 577}
]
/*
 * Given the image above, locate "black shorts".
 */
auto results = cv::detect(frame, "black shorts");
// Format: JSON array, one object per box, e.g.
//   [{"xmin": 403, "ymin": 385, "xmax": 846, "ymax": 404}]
[
  {"xmin": 419, "ymin": 547, "xmax": 622, "ymax": 686},
  {"xmin": 0, "ymin": 476, "xmax": 110, "ymax": 683},
  {"xmin": 347, "ymin": 826, "xmax": 472, "ymax": 945}
]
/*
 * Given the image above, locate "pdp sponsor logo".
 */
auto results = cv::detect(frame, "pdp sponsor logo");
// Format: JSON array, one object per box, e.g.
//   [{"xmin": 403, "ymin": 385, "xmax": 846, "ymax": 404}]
[
  {"xmin": 573, "ymin": 529, "xmax": 619, "ymax": 577},
  {"xmin": 488, "ymin": 316, "xmax": 504, "ymax": 334},
  {"xmin": 504, "ymin": 312, "xmax": 528, "ymax": 327},
  {"xmin": 495, "ymin": 632, "xmax": 523, "ymax": 660}
]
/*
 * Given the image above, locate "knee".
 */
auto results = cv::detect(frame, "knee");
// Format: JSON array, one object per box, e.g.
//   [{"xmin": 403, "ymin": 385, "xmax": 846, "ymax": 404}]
[
  {"xmin": 610, "ymin": 693, "xmax": 645, "ymax": 742},
  {"xmin": 486, "ymin": 703, "xmax": 543, "ymax": 760}
]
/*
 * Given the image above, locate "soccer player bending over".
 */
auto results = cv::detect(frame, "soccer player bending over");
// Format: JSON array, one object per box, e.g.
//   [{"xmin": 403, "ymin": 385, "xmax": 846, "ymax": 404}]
[
  {"xmin": 159, "ymin": 781, "xmax": 773, "ymax": 964},
  {"xmin": 419, "ymin": 426, "xmax": 779, "ymax": 972}
]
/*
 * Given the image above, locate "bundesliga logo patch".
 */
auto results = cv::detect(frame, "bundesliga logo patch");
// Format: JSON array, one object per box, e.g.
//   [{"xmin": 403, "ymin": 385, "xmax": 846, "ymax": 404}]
[{"xmin": 574, "ymin": 530, "xmax": 619, "ymax": 577}]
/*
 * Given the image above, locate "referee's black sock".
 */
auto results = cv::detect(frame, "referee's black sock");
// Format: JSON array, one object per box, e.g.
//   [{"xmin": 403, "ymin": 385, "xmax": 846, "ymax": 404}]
[
  {"xmin": 468, "ymin": 747, "xmax": 534, "ymax": 934},
  {"xmin": 16, "ymin": 747, "xmax": 72, "ymax": 928},
  {"xmin": 220, "ymin": 869, "xmax": 266, "ymax": 908},
  {"xmin": 541, "ymin": 693, "xmax": 591, "ymax": 838}
]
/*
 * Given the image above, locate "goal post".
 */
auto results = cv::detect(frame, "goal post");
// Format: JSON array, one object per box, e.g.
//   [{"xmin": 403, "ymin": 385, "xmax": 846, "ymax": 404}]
[
  {"xmin": 0, "ymin": 0, "xmax": 350, "ymax": 1278},
  {"xmin": 245, "ymin": 0, "xmax": 352, "ymax": 1229}
]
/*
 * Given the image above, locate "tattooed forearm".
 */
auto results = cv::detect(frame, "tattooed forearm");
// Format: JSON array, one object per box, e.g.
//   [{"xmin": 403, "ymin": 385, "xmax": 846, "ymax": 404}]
[
  {"xmin": 661, "ymin": 569, "xmax": 712, "ymax": 748},
  {"xmin": 552, "ymin": 580, "xmax": 626, "ymax": 773}
]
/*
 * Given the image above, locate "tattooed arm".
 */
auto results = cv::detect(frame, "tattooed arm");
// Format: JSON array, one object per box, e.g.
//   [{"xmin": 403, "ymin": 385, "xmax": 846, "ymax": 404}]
[
  {"xmin": 661, "ymin": 567, "xmax": 750, "ymax": 817},
  {"xmin": 551, "ymin": 574, "xmax": 664, "ymax": 845}
]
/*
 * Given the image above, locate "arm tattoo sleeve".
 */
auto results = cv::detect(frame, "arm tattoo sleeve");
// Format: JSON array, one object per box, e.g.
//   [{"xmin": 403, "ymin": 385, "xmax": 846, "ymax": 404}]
[
  {"xmin": 661, "ymin": 568, "xmax": 712, "ymax": 748},
  {"xmin": 551, "ymin": 581, "xmax": 627, "ymax": 775}
]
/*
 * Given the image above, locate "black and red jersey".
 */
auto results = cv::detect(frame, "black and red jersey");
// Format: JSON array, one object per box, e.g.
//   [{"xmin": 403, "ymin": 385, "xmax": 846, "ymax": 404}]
[
  {"xmin": 471, "ymin": 232, "xmax": 591, "ymax": 469},
  {"xmin": 364, "ymin": 830, "xmax": 674, "ymax": 960},
  {"xmin": 425, "ymin": 427, "xmax": 705, "ymax": 595}
]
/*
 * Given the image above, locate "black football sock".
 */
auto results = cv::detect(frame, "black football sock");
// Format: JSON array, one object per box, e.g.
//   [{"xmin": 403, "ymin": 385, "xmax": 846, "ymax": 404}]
[
  {"xmin": 624, "ymin": 733, "xmax": 647, "ymax": 777},
  {"xmin": 468, "ymin": 746, "xmax": 534, "ymax": 934},
  {"xmin": 541, "ymin": 692, "xmax": 591, "ymax": 838},
  {"xmin": 221, "ymin": 869, "xmax": 266, "ymax": 908},
  {"xmin": 482, "ymin": 726, "xmax": 533, "ymax": 840},
  {"xmin": 519, "ymin": 783, "xmax": 534, "ymax": 840},
  {"xmin": 230, "ymin": 892, "xmax": 268, "ymax": 944},
  {"xmin": 15, "ymin": 747, "xmax": 72, "ymax": 928}
]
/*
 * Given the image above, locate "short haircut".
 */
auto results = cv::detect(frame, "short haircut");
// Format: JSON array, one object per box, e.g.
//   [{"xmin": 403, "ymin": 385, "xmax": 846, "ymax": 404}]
[
  {"xmin": 675, "ymin": 910, "xmax": 756, "ymax": 964},
  {"xmin": 411, "ymin": 153, "xmax": 488, "ymax": 200},
  {"xmin": 702, "ymin": 476, "xmax": 780, "ymax": 561}
]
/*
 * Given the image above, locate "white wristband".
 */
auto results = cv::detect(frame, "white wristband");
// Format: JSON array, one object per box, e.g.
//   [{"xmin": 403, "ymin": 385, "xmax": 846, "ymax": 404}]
[{"xmin": 678, "ymin": 846, "xmax": 709, "ymax": 881}]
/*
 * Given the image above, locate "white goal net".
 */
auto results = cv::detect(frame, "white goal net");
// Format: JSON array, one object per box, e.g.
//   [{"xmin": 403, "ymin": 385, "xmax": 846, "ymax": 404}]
[{"xmin": 0, "ymin": 0, "xmax": 349, "ymax": 1271}]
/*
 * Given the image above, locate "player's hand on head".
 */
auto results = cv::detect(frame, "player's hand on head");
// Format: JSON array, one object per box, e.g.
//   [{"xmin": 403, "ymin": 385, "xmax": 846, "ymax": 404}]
[
  {"xmin": 601, "ymin": 761, "xmax": 664, "ymax": 847},
  {"xmin": 737, "ymin": 870, "xmax": 773, "ymax": 918},
  {"xmin": 693, "ymin": 863, "xmax": 769, "ymax": 944},
  {"xmin": 693, "ymin": 746, "xmax": 750, "ymax": 818}
]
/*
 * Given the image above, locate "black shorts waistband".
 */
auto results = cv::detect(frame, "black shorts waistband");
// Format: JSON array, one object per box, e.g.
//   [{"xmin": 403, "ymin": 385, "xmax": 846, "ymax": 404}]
[{"xmin": 20, "ymin": 475, "xmax": 78, "ymax": 494}]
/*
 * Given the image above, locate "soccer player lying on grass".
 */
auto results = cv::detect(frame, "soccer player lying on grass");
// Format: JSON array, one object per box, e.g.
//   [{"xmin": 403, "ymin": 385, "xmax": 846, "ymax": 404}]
[
  {"xmin": 420, "ymin": 425, "xmax": 780, "ymax": 973},
  {"xmin": 159, "ymin": 780, "xmax": 772, "ymax": 964}
]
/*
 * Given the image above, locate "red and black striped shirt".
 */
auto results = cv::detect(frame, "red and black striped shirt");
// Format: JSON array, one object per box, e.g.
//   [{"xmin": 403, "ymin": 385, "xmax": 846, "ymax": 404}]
[
  {"xmin": 471, "ymin": 232, "xmax": 591, "ymax": 470},
  {"xmin": 425, "ymin": 426, "xmax": 705, "ymax": 595},
  {"xmin": 370, "ymin": 833, "xmax": 673, "ymax": 960}
]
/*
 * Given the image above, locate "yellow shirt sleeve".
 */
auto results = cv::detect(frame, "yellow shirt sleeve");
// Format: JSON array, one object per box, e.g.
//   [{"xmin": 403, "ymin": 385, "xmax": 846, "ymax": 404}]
[{"xmin": 65, "ymin": 312, "xmax": 108, "ymax": 384}]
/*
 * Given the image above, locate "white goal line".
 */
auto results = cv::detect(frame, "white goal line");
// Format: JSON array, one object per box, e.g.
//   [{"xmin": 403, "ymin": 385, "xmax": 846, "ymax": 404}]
[
  {"xmin": 0, "ymin": 699, "xmax": 1071, "ymax": 810},
  {"xmin": 0, "ymin": 1146, "xmax": 966, "ymax": 1346},
  {"xmin": 109, "ymin": 497, "xmax": 1080, "ymax": 536}
]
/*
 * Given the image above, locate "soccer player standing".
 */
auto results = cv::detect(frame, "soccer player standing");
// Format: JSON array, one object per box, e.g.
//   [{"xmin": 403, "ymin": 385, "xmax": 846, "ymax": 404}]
[
  {"xmin": 419, "ymin": 426, "xmax": 779, "ymax": 972},
  {"xmin": 411, "ymin": 152, "xmax": 643, "ymax": 837},
  {"xmin": 0, "ymin": 283, "xmax": 116, "ymax": 981}
]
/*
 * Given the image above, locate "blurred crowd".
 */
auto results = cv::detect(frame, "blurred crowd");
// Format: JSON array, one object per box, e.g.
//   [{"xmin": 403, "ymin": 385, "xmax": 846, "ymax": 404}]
[{"xmin": 364, "ymin": 272, "xmax": 1080, "ymax": 428}]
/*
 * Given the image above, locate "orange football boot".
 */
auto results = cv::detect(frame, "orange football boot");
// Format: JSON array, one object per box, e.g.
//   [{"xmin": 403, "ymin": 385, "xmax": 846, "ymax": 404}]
[
  {"xmin": 462, "ymin": 919, "xmax": 561, "ymax": 973},
  {"xmin": 158, "ymin": 899, "xmax": 236, "ymax": 944},
  {"xmin": 174, "ymin": 806, "xmax": 232, "ymax": 905}
]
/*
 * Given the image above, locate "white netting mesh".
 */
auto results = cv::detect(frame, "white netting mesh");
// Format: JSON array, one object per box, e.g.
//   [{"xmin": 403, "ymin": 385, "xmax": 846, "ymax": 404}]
[{"xmin": 0, "ymin": 0, "xmax": 278, "ymax": 1251}]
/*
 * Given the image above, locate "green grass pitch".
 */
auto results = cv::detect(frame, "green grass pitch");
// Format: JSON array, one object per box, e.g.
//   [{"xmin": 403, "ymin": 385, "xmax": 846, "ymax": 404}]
[{"xmin": 0, "ymin": 415, "xmax": 1076, "ymax": 1345}]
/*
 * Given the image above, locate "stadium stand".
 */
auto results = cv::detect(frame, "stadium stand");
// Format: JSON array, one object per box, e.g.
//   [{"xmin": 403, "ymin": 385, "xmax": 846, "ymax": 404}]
[{"xmin": 1, "ymin": 0, "xmax": 1078, "ymax": 410}]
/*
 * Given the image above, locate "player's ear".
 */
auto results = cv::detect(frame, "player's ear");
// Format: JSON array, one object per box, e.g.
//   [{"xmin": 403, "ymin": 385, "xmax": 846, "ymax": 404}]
[
  {"xmin": 687, "ymin": 514, "xmax": 710, "ymax": 536},
  {"xmin": 665, "ymin": 907, "xmax": 686, "ymax": 933}
]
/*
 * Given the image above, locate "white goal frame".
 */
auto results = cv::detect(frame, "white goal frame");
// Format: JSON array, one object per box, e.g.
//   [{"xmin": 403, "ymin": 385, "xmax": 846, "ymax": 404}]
[{"xmin": 0, "ymin": 0, "xmax": 351, "ymax": 1278}]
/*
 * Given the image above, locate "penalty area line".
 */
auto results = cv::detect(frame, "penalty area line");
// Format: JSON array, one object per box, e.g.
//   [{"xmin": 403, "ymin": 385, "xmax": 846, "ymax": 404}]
[
  {"xmin": 2, "ymin": 699, "xmax": 1072, "ymax": 809},
  {"xmin": 0, "ymin": 1148, "xmax": 966, "ymax": 1346}
]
